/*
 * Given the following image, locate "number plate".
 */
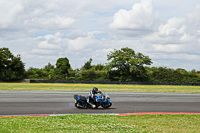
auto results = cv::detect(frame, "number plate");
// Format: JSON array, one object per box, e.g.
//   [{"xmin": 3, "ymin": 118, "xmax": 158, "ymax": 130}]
[{"xmin": 75, "ymin": 100, "xmax": 77, "ymax": 103}]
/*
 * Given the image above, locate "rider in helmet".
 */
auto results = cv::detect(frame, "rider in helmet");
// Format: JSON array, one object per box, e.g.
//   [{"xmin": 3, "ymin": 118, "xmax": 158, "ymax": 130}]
[{"xmin": 87, "ymin": 87, "xmax": 102, "ymax": 108}]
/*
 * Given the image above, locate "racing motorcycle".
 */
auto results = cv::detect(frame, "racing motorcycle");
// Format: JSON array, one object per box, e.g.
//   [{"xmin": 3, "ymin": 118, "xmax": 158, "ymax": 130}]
[{"xmin": 73, "ymin": 92, "xmax": 112, "ymax": 109}]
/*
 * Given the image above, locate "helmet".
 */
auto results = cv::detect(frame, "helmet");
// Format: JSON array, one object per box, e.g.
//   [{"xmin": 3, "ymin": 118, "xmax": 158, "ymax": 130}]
[{"xmin": 93, "ymin": 87, "xmax": 98, "ymax": 93}]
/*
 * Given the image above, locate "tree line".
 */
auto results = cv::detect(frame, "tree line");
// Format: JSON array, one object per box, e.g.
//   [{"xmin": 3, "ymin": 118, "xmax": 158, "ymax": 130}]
[{"xmin": 1, "ymin": 47, "xmax": 200, "ymax": 82}]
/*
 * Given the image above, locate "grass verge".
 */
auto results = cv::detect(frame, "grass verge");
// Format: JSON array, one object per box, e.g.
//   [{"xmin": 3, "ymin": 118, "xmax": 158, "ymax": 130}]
[
  {"xmin": 0, "ymin": 83, "xmax": 200, "ymax": 93},
  {"xmin": 1, "ymin": 114, "xmax": 200, "ymax": 132}
]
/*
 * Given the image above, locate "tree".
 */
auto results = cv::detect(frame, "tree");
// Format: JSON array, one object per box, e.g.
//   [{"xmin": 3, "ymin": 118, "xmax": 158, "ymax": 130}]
[
  {"xmin": 25, "ymin": 67, "xmax": 49, "ymax": 79},
  {"xmin": 83, "ymin": 58, "xmax": 92, "ymax": 70},
  {"xmin": 93, "ymin": 64, "xmax": 105, "ymax": 71},
  {"xmin": 106, "ymin": 47, "xmax": 152, "ymax": 81},
  {"xmin": 0, "ymin": 48, "xmax": 25, "ymax": 81},
  {"xmin": 44, "ymin": 62, "xmax": 54, "ymax": 72},
  {"xmin": 54, "ymin": 57, "xmax": 71, "ymax": 79},
  {"xmin": 79, "ymin": 69, "xmax": 96, "ymax": 81}
]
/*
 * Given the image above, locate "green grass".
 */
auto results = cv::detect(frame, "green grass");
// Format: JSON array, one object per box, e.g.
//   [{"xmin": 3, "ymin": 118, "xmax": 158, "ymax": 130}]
[
  {"xmin": 1, "ymin": 114, "xmax": 200, "ymax": 133},
  {"xmin": 1, "ymin": 83, "xmax": 200, "ymax": 132},
  {"xmin": 0, "ymin": 83, "xmax": 200, "ymax": 93}
]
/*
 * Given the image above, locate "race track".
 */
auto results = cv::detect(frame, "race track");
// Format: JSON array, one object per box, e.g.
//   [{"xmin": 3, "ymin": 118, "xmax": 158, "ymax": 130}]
[{"xmin": 1, "ymin": 91, "xmax": 200, "ymax": 115}]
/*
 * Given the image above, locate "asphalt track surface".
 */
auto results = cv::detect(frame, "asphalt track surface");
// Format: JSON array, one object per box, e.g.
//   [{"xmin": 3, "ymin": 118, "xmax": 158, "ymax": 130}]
[{"xmin": 1, "ymin": 91, "xmax": 200, "ymax": 115}]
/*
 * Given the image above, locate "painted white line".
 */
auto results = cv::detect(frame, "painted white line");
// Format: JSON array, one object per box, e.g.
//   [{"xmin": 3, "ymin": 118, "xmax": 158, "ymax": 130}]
[
  {"xmin": 0, "ymin": 113, "xmax": 119, "ymax": 118},
  {"xmin": 49, "ymin": 113, "xmax": 119, "ymax": 116}
]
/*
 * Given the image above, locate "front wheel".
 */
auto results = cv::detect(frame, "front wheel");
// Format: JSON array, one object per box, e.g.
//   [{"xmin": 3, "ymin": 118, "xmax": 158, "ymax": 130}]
[{"xmin": 101, "ymin": 103, "xmax": 112, "ymax": 109}]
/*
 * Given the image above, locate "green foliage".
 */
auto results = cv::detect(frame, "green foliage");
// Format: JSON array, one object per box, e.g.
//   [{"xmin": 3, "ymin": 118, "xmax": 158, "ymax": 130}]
[
  {"xmin": 24, "ymin": 62, "xmax": 55, "ymax": 79},
  {"xmin": 21, "ymin": 47, "xmax": 200, "ymax": 82},
  {"xmin": 83, "ymin": 58, "xmax": 92, "ymax": 70},
  {"xmin": 78, "ymin": 68, "xmax": 109, "ymax": 81},
  {"xmin": 146, "ymin": 67, "xmax": 200, "ymax": 83},
  {"xmin": 106, "ymin": 47, "xmax": 152, "ymax": 81},
  {"xmin": 0, "ymin": 48, "xmax": 25, "ymax": 81},
  {"xmin": 95, "ymin": 71, "xmax": 108, "ymax": 81},
  {"xmin": 93, "ymin": 63, "xmax": 105, "ymax": 71},
  {"xmin": 44, "ymin": 62, "xmax": 54, "ymax": 72},
  {"xmin": 79, "ymin": 69, "xmax": 96, "ymax": 80},
  {"xmin": 25, "ymin": 59, "xmax": 71, "ymax": 80},
  {"xmin": 25, "ymin": 67, "xmax": 49, "ymax": 79},
  {"xmin": 54, "ymin": 57, "xmax": 71, "ymax": 79}
]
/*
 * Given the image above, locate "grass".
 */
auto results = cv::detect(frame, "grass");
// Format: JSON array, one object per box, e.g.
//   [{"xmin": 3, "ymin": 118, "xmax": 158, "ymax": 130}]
[
  {"xmin": 1, "ymin": 83, "xmax": 200, "ymax": 132},
  {"xmin": 0, "ymin": 83, "xmax": 200, "ymax": 93},
  {"xmin": 1, "ymin": 114, "xmax": 200, "ymax": 132}
]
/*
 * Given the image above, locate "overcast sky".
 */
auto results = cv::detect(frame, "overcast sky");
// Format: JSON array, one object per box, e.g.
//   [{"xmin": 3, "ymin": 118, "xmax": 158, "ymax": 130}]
[{"xmin": 1, "ymin": 0, "xmax": 200, "ymax": 71}]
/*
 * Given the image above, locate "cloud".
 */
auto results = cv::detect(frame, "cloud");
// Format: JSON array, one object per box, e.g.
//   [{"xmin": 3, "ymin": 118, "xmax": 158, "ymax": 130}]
[
  {"xmin": 152, "ymin": 44, "xmax": 182, "ymax": 53},
  {"xmin": 143, "ymin": 5, "xmax": 200, "ymax": 54},
  {"xmin": 109, "ymin": 0, "xmax": 200, "ymax": 70},
  {"xmin": 0, "ymin": 0, "xmax": 76, "ymax": 39},
  {"xmin": 158, "ymin": 18, "xmax": 185, "ymax": 36},
  {"xmin": 36, "ymin": 32, "xmax": 64, "ymax": 50},
  {"xmin": 31, "ymin": 49, "xmax": 55, "ymax": 55},
  {"xmin": 34, "ymin": 16, "xmax": 76, "ymax": 30},
  {"xmin": 66, "ymin": 29, "xmax": 87, "ymax": 39},
  {"xmin": 0, "ymin": 1, "xmax": 24, "ymax": 29},
  {"xmin": 109, "ymin": 0, "xmax": 161, "ymax": 36},
  {"xmin": 180, "ymin": 33, "xmax": 195, "ymax": 42},
  {"xmin": 1, "ymin": 0, "xmax": 200, "ymax": 71},
  {"xmin": 38, "ymin": 41, "xmax": 59, "ymax": 49}
]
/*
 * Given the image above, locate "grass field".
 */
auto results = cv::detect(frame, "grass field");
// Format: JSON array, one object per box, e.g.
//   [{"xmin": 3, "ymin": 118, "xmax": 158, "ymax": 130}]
[
  {"xmin": 0, "ymin": 83, "xmax": 200, "ymax": 93},
  {"xmin": 1, "ymin": 114, "xmax": 200, "ymax": 132},
  {"xmin": 1, "ymin": 83, "xmax": 200, "ymax": 132}
]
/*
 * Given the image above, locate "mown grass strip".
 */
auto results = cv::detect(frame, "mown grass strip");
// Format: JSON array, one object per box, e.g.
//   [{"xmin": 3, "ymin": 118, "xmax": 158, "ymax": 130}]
[
  {"xmin": 0, "ymin": 114, "xmax": 200, "ymax": 132},
  {"xmin": 0, "ymin": 83, "xmax": 200, "ymax": 93}
]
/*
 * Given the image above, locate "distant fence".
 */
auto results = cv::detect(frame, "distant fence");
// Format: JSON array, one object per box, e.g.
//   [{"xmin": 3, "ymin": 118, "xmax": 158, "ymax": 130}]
[{"xmin": 30, "ymin": 80, "xmax": 200, "ymax": 86}]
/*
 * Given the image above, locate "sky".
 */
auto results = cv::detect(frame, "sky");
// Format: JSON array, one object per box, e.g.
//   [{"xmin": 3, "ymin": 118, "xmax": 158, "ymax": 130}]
[{"xmin": 0, "ymin": 0, "xmax": 200, "ymax": 71}]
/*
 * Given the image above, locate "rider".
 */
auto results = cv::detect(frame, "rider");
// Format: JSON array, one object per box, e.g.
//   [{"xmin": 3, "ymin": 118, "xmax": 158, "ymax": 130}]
[{"xmin": 87, "ymin": 87, "xmax": 102, "ymax": 108}]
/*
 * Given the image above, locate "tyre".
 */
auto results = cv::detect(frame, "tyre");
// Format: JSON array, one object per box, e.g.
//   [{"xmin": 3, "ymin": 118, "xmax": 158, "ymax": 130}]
[
  {"xmin": 75, "ymin": 103, "xmax": 77, "ymax": 107},
  {"xmin": 75, "ymin": 103, "xmax": 83, "ymax": 109}
]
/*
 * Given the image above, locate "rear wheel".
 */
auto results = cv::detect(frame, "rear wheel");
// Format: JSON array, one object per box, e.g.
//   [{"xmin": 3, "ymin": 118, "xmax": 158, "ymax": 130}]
[
  {"xmin": 75, "ymin": 103, "xmax": 78, "ymax": 108},
  {"xmin": 75, "ymin": 102, "xmax": 85, "ymax": 109}
]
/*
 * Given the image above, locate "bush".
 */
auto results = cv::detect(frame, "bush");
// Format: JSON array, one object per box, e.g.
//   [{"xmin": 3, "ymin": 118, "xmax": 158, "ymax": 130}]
[
  {"xmin": 80, "ymin": 69, "xmax": 96, "ymax": 81},
  {"xmin": 95, "ymin": 71, "xmax": 108, "ymax": 81},
  {"xmin": 67, "ymin": 77, "xmax": 76, "ymax": 80}
]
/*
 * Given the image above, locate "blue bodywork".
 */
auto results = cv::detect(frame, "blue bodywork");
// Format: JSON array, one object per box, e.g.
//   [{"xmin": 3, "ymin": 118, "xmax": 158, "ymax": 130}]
[
  {"xmin": 96, "ymin": 95, "xmax": 111, "ymax": 104},
  {"xmin": 74, "ymin": 93, "xmax": 112, "ymax": 109}
]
